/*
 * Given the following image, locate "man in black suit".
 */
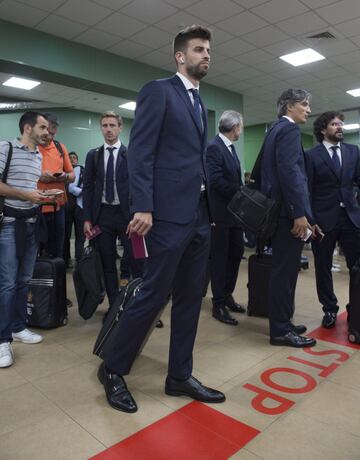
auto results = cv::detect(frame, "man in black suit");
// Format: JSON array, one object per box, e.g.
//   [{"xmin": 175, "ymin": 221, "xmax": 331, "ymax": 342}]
[
  {"xmin": 305, "ymin": 111, "xmax": 360, "ymax": 328},
  {"xmin": 96, "ymin": 25, "xmax": 225, "ymax": 413},
  {"xmin": 82, "ymin": 111, "xmax": 142, "ymax": 305},
  {"xmin": 260, "ymin": 89, "xmax": 317, "ymax": 348},
  {"xmin": 207, "ymin": 110, "xmax": 246, "ymax": 326}
]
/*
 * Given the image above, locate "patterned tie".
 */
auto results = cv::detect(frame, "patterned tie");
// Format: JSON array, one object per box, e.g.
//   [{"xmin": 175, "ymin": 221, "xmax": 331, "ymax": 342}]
[
  {"xmin": 190, "ymin": 88, "xmax": 203, "ymax": 132},
  {"xmin": 330, "ymin": 145, "xmax": 341, "ymax": 176},
  {"xmin": 105, "ymin": 146, "xmax": 115, "ymax": 203}
]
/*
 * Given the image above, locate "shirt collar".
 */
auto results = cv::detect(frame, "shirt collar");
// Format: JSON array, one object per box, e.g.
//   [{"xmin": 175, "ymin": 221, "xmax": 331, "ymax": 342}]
[
  {"xmin": 176, "ymin": 72, "xmax": 200, "ymax": 91},
  {"xmin": 14, "ymin": 137, "xmax": 40, "ymax": 154},
  {"xmin": 219, "ymin": 133, "xmax": 232, "ymax": 148},
  {"xmin": 282, "ymin": 115, "xmax": 295, "ymax": 123},
  {"xmin": 323, "ymin": 140, "xmax": 341, "ymax": 151},
  {"xmin": 104, "ymin": 140, "xmax": 121, "ymax": 151}
]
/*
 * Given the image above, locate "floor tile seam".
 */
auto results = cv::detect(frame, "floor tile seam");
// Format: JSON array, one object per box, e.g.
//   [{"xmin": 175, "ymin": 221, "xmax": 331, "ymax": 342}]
[
  {"xmin": 25, "ymin": 360, "xmax": 90, "ymax": 383},
  {"xmin": 0, "ymin": 373, "xmax": 33, "ymax": 394},
  {"xmin": 240, "ymin": 447, "xmax": 265, "ymax": 459},
  {"xmin": 28, "ymin": 379, "xmax": 108, "ymax": 449},
  {"xmin": 290, "ymin": 406, "xmax": 360, "ymax": 440}
]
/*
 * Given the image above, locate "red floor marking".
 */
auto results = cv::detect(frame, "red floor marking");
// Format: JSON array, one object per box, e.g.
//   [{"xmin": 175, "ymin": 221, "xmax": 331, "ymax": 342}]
[
  {"xmin": 90, "ymin": 401, "xmax": 260, "ymax": 460},
  {"xmin": 309, "ymin": 312, "xmax": 360, "ymax": 349}
]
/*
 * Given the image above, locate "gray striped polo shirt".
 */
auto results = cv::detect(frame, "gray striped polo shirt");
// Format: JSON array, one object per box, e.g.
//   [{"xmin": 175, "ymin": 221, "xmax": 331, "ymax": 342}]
[{"xmin": 0, "ymin": 138, "xmax": 42, "ymax": 222}]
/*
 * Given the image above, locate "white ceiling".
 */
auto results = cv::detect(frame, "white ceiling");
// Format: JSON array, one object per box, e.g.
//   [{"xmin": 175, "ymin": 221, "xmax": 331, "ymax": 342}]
[{"xmin": 1, "ymin": 0, "xmax": 360, "ymax": 129}]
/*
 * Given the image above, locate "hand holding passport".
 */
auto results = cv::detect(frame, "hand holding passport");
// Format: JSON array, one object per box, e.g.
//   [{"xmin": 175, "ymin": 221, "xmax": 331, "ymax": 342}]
[{"xmin": 130, "ymin": 232, "xmax": 148, "ymax": 259}]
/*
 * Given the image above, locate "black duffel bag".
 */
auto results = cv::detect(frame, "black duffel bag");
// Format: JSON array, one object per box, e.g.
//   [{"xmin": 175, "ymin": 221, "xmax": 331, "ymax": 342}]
[
  {"xmin": 227, "ymin": 126, "xmax": 280, "ymax": 241},
  {"xmin": 73, "ymin": 242, "xmax": 105, "ymax": 320}
]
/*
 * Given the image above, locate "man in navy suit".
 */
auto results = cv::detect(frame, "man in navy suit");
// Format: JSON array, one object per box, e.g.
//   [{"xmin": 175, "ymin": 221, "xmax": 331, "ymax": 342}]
[
  {"xmin": 261, "ymin": 89, "xmax": 317, "ymax": 348},
  {"xmin": 97, "ymin": 25, "xmax": 225, "ymax": 413},
  {"xmin": 82, "ymin": 111, "xmax": 142, "ymax": 305},
  {"xmin": 305, "ymin": 111, "xmax": 360, "ymax": 328},
  {"xmin": 207, "ymin": 111, "xmax": 246, "ymax": 326}
]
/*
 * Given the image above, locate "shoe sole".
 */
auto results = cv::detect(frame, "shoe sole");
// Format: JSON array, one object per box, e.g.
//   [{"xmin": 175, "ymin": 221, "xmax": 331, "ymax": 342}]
[
  {"xmin": 12, "ymin": 337, "xmax": 43, "ymax": 344},
  {"xmin": 165, "ymin": 388, "xmax": 226, "ymax": 403},
  {"xmin": 0, "ymin": 360, "xmax": 13, "ymax": 368},
  {"xmin": 270, "ymin": 340, "xmax": 316, "ymax": 348},
  {"xmin": 212, "ymin": 316, "xmax": 238, "ymax": 326}
]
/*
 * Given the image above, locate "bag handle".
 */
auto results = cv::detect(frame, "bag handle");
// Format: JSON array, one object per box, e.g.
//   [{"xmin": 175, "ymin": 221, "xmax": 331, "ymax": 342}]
[{"xmin": 0, "ymin": 142, "xmax": 13, "ymax": 221}]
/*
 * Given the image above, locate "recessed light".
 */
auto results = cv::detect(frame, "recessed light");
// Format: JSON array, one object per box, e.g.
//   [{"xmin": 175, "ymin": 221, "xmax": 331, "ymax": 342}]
[
  {"xmin": 119, "ymin": 101, "xmax": 136, "ymax": 111},
  {"xmin": 343, "ymin": 123, "xmax": 359, "ymax": 130},
  {"xmin": 2, "ymin": 77, "xmax": 41, "ymax": 90},
  {"xmin": 279, "ymin": 48, "xmax": 325, "ymax": 67},
  {"xmin": 0, "ymin": 103, "xmax": 18, "ymax": 109},
  {"xmin": 346, "ymin": 88, "xmax": 360, "ymax": 97}
]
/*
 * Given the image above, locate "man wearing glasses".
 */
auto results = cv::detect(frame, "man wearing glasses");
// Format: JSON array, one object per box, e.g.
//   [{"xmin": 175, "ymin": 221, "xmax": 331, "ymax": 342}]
[{"xmin": 305, "ymin": 112, "xmax": 360, "ymax": 328}]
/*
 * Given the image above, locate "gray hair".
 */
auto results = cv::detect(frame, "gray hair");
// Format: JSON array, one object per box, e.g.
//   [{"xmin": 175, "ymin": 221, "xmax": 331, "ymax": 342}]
[
  {"xmin": 277, "ymin": 89, "xmax": 311, "ymax": 117},
  {"xmin": 218, "ymin": 110, "xmax": 243, "ymax": 133}
]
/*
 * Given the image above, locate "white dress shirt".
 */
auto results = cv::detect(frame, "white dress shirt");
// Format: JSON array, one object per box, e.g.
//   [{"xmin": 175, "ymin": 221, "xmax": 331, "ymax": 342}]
[{"xmin": 323, "ymin": 140, "xmax": 342, "ymax": 166}]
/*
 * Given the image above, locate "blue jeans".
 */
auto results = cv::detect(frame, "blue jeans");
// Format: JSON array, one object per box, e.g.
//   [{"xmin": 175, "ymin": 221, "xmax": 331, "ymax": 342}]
[{"xmin": 0, "ymin": 221, "xmax": 38, "ymax": 343}]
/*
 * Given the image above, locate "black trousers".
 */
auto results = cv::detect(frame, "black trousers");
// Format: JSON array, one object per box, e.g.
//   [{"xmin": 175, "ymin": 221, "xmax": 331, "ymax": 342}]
[
  {"xmin": 312, "ymin": 209, "xmax": 360, "ymax": 313},
  {"xmin": 210, "ymin": 223, "xmax": 244, "ymax": 306},
  {"xmin": 64, "ymin": 202, "xmax": 85, "ymax": 263},
  {"xmin": 97, "ymin": 204, "xmax": 143, "ymax": 305}
]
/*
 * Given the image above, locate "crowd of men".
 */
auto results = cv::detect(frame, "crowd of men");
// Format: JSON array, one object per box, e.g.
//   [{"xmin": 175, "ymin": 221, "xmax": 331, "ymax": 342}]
[{"xmin": 1, "ymin": 25, "xmax": 359, "ymax": 415}]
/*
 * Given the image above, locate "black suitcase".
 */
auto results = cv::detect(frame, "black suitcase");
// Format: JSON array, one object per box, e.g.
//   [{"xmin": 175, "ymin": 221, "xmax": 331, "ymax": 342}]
[
  {"xmin": 247, "ymin": 253, "xmax": 272, "ymax": 317},
  {"xmin": 348, "ymin": 260, "xmax": 360, "ymax": 344},
  {"xmin": 27, "ymin": 257, "xmax": 68, "ymax": 328},
  {"xmin": 93, "ymin": 278, "xmax": 164, "ymax": 359}
]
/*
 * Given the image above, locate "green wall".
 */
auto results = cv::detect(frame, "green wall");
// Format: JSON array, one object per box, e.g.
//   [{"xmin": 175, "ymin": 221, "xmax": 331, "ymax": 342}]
[
  {"xmin": 243, "ymin": 123, "xmax": 315, "ymax": 172},
  {"xmin": 0, "ymin": 109, "xmax": 133, "ymax": 164}
]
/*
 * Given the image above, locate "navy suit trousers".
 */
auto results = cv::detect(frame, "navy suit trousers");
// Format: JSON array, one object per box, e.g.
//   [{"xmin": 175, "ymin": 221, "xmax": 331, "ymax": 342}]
[
  {"xmin": 105, "ymin": 197, "xmax": 210, "ymax": 379},
  {"xmin": 312, "ymin": 208, "xmax": 360, "ymax": 312},
  {"xmin": 97, "ymin": 204, "xmax": 143, "ymax": 305},
  {"xmin": 269, "ymin": 218, "xmax": 303, "ymax": 337}
]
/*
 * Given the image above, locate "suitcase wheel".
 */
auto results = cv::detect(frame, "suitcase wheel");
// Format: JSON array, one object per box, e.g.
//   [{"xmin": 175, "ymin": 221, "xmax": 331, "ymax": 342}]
[{"xmin": 348, "ymin": 330, "xmax": 360, "ymax": 344}]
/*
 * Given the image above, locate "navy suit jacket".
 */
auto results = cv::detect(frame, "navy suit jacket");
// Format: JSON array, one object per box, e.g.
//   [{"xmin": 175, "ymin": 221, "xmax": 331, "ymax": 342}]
[
  {"xmin": 305, "ymin": 142, "xmax": 360, "ymax": 232},
  {"xmin": 127, "ymin": 75, "xmax": 209, "ymax": 224},
  {"xmin": 260, "ymin": 117, "xmax": 313, "ymax": 223},
  {"xmin": 207, "ymin": 134, "xmax": 243, "ymax": 225},
  {"xmin": 82, "ymin": 144, "xmax": 130, "ymax": 224}
]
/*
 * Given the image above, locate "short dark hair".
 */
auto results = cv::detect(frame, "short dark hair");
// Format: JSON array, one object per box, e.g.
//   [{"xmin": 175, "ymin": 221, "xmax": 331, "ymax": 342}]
[
  {"xmin": 19, "ymin": 111, "xmax": 46, "ymax": 134},
  {"xmin": 69, "ymin": 151, "xmax": 78, "ymax": 160},
  {"xmin": 313, "ymin": 111, "xmax": 345, "ymax": 142},
  {"xmin": 277, "ymin": 88, "xmax": 311, "ymax": 117},
  {"xmin": 173, "ymin": 25, "xmax": 212, "ymax": 55},
  {"xmin": 100, "ymin": 111, "xmax": 123, "ymax": 126},
  {"xmin": 43, "ymin": 112, "xmax": 59, "ymax": 126}
]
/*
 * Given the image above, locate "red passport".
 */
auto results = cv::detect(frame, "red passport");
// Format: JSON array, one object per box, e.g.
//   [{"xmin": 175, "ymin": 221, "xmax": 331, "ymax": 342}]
[{"xmin": 130, "ymin": 232, "xmax": 148, "ymax": 259}]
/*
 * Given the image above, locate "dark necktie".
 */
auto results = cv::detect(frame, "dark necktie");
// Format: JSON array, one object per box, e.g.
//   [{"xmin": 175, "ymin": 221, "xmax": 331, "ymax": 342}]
[
  {"xmin": 230, "ymin": 144, "xmax": 241, "ymax": 171},
  {"xmin": 190, "ymin": 88, "xmax": 203, "ymax": 132},
  {"xmin": 330, "ymin": 145, "xmax": 341, "ymax": 176},
  {"xmin": 105, "ymin": 146, "xmax": 115, "ymax": 203}
]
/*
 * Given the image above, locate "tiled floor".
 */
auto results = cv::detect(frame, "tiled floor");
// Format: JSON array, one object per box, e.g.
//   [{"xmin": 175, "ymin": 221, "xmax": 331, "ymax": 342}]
[{"xmin": 1, "ymin": 249, "xmax": 360, "ymax": 460}]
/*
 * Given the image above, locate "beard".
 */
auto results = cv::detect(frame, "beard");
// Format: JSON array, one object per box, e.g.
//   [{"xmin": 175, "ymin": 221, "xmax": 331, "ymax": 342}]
[
  {"xmin": 327, "ymin": 131, "xmax": 343, "ymax": 143},
  {"xmin": 186, "ymin": 62, "xmax": 208, "ymax": 81}
]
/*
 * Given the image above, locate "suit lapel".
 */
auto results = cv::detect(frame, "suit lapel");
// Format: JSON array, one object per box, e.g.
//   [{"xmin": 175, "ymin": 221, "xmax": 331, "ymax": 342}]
[
  {"xmin": 319, "ymin": 144, "xmax": 340, "ymax": 180},
  {"xmin": 171, "ymin": 75, "xmax": 204, "ymax": 137},
  {"xmin": 340, "ymin": 143, "xmax": 348, "ymax": 183},
  {"xmin": 115, "ymin": 144, "xmax": 126, "ymax": 173},
  {"xmin": 97, "ymin": 146, "xmax": 105, "ymax": 185}
]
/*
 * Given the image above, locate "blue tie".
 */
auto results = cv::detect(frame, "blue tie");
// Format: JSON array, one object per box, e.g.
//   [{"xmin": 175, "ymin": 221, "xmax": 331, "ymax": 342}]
[
  {"xmin": 190, "ymin": 88, "xmax": 203, "ymax": 132},
  {"xmin": 105, "ymin": 146, "xmax": 115, "ymax": 203},
  {"xmin": 330, "ymin": 145, "xmax": 341, "ymax": 176}
]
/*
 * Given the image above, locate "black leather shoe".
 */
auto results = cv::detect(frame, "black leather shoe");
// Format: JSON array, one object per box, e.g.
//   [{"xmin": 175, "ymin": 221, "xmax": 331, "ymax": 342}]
[
  {"xmin": 290, "ymin": 323, "xmax": 307, "ymax": 334},
  {"xmin": 97, "ymin": 363, "xmax": 137, "ymax": 413},
  {"xmin": 212, "ymin": 306, "xmax": 238, "ymax": 325},
  {"xmin": 270, "ymin": 331, "xmax": 316, "ymax": 348},
  {"xmin": 165, "ymin": 375, "xmax": 225, "ymax": 403},
  {"xmin": 321, "ymin": 312, "xmax": 337, "ymax": 329},
  {"xmin": 225, "ymin": 296, "xmax": 246, "ymax": 314},
  {"xmin": 156, "ymin": 319, "xmax": 164, "ymax": 328}
]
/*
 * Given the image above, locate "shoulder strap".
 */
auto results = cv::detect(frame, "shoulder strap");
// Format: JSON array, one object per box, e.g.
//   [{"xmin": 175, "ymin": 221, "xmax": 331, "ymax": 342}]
[
  {"xmin": 249, "ymin": 124, "xmax": 276, "ymax": 189},
  {"xmin": 0, "ymin": 142, "xmax": 13, "ymax": 217},
  {"xmin": 53, "ymin": 139, "xmax": 64, "ymax": 157}
]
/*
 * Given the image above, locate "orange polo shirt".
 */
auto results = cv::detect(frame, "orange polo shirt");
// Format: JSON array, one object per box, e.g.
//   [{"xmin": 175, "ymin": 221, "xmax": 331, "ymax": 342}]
[{"xmin": 38, "ymin": 141, "xmax": 73, "ymax": 213}]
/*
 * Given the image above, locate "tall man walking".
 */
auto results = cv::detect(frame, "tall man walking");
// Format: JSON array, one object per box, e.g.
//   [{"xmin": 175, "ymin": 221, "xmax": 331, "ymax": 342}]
[{"xmin": 97, "ymin": 25, "xmax": 225, "ymax": 413}]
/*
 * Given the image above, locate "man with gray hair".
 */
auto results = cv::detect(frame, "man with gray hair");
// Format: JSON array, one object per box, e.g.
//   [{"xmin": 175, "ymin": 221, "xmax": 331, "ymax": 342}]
[
  {"xmin": 260, "ymin": 89, "xmax": 317, "ymax": 347},
  {"xmin": 207, "ymin": 110, "xmax": 246, "ymax": 325}
]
